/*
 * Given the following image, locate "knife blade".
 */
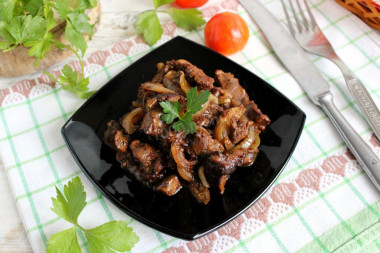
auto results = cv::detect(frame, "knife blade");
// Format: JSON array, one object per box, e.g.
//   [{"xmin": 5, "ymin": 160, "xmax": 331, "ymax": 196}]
[{"xmin": 239, "ymin": 0, "xmax": 380, "ymax": 191}]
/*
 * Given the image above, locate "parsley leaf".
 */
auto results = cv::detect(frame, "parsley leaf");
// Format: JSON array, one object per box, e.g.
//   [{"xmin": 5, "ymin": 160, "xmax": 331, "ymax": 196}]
[
  {"xmin": 0, "ymin": 40, "xmax": 12, "ymax": 50},
  {"xmin": 0, "ymin": 22, "xmax": 16, "ymax": 44},
  {"xmin": 173, "ymin": 113, "xmax": 197, "ymax": 134},
  {"xmin": 168, "ymin": 8, "xmax": 206, "ymax": 31},
  {"xmin": 85, "ymin": 221, "xmax": 140, "ymax": 252},
  {"xmin": 51, "ymin": 176, "xmax": 86, "ymax": 225},
  {"xmin": 160, "ymin": 87, "xmax": 210, "ymax": 134},
  {"xmin": 22, "ymin": 15, "xmax": 47, "ymax": 42},
  {"xmin": 22, "ymin": 0, "xmax": 44, "ymax": 16},
  {"xmin": 3, "ymin": 16, "xmax": 23, "ymax": 43},
  {"xmin": 46, "ymin": 227, "xmax": 81, "ymax": 253},
  {"xmin": 65, "ymin": 21, "xmax": 87, "ymax": 56},
  {"xmin": 48, "ymin": 177, "xmax": 139, "ymax": 253},
  {"xmin": 187, "ymin": 86, "xmax": 210, "ymax": 114},
  {"xmin": 153, "ymin": 0, "xmax": 174, "ymax": 9},
  {"xmin": 68, "ymin": 12, "xmax": 93, "ymax": 36},
  {"xmin": 0, "ymin": 15, "xmax": 46, "ymax": 46},
  {"xmin": 45, "ymin": 64, "xmax": 94, "ymax": 99},
  {"xmin": 55, "ymin": 0, "xmax": 69, "ymax": 19},
  {"xmin": 24, "ymin": 32, "xmax": 56, "ymax": 65},
  {"xmin": 0, "ymin": 0, "xmax": 16, "ymax": 22},
  {"xmin": 135, "ymin": 10, "xmax": 163, "ymax": 46},
  {"xmin": 159, "ymin": 100, "xmax": 181, "ymax": 124}
]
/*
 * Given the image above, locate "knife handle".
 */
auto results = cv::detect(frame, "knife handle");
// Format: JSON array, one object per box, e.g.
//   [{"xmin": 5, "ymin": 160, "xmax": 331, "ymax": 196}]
[{"xmin": 317, "ymin": 93, "xmax": 380, "ymax": 190}]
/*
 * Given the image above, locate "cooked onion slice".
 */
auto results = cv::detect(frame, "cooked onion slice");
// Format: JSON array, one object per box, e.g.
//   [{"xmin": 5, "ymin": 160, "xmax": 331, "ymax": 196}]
[
  {"xmin": 178, "ymin": 71, "xmax": 192, "ymax": 93},
  {"xmin": 132, "ymin": 100, "xmax": 142, "ymax": 108},
  {"xmin": 233, "ymin": 127, "xmax": 255, "ymax": 151},
  {"xmin": 157, "ymin": 62, "xmax": 164, "ymax": 71},
  {"xmin": 223, "ymin": 137, "xmax": 234, "ymax": 152},
  {"xmin": 141, "ymin": 82, "xmax": 175, "ymax": 94},
  {"xmin": 218, "ymin": 175, "xmax": 229, "ymax": 194},
  {"xmin": 171, "ymin": 141, "xmax": 196, "ymax": 181},
  {"xmin": 250, "ymin": 130, "xmax": 261, "ymax": 151},
  {"xmin": 198, "ymin": 166, "xmax": 210, "ymax": 188},
  {"xmin": 120, "ymin": 107, "xmax": 145, "ymax": 135},
  {"xmin": 163, "ymin": 70, "xmax": 184, "ymax": 94}
]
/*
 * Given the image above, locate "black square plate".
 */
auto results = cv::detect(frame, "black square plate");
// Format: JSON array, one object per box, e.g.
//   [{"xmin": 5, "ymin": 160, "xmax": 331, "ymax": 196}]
[{"xmin": 62, "ymin": 36, "xmax": 306, "ymax": 240}]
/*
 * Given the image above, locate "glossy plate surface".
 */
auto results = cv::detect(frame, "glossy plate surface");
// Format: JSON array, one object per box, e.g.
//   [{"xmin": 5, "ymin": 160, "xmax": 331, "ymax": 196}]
[{"xmin": 62, "ymin": 36, "xmax": 306, "ymax": 240}]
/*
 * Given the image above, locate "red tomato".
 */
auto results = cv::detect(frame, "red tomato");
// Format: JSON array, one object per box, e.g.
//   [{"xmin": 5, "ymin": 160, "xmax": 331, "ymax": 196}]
[
  {"xmin": 204, "ymin": 12, "xmax": 249, "ymax": 56},
  {"xmin": 173, "ymin": 0, "xmax": 208, "ymax": 8}
]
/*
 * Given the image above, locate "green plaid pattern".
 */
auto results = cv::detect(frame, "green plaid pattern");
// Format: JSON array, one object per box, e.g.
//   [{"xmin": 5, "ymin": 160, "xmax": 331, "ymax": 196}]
[{"xmin": 0, "ymin": 0, "xmax": 379, "ymax": 252}]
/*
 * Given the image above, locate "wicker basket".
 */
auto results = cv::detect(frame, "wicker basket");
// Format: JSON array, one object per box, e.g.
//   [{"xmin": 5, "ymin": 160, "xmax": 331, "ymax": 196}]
[{"xmin": 336, "ymin": 0, "xmax": 380, "ymax": 29}]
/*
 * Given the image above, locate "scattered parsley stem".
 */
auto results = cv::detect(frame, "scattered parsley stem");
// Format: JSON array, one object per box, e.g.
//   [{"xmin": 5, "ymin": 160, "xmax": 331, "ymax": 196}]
[
  {"xmin": 44, "ymin": 43, "xmax": 95, "ymax": 99},
  {"xmin": 59, "ymin": 43, "xmax": 85, "ymax": 77}
]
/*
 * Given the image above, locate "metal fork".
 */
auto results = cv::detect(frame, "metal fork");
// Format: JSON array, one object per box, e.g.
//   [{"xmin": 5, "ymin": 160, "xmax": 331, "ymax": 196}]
[{"xmin": 281, "ymin": 0, "xmax": 380, "ymax": 141}]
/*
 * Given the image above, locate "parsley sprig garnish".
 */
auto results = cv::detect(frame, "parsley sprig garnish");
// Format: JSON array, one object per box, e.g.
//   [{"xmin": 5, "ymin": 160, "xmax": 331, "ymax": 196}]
[
  {"xmin": 0, "ymin": 0, "xmax": 97, "ymax": 99},
  {"xmin": 47, "ymin": 177, "xmax": 139, "ymax": 253},
  {"xmin": 135, "ymin": 0, "xmax": 206, "ymax": 45},
  {"xmin": 159, "ymin": 87, "xmax": 210, "ymax": 134}
]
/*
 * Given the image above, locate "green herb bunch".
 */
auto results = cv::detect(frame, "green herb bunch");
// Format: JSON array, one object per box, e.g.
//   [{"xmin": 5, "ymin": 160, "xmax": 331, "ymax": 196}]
[
  {"xmin": 47, "ymin": 176, "xmax": 139, "ymax": 253},
  {"xmin": 0, "ymin": 0, "xmax": 98, "ymax": 98}
]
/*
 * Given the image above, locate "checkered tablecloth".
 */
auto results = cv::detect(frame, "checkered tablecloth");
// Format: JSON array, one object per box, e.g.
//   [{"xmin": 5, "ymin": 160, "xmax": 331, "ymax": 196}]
[{"xmin": 0, "ymin": 0, "xmax": 380, "ymax": 252}]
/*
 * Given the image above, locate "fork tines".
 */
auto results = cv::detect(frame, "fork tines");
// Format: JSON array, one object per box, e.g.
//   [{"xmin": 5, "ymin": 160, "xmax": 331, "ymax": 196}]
[{"xmin": 280, "ymin": 0, "xmax": 317, "ymax": 34}]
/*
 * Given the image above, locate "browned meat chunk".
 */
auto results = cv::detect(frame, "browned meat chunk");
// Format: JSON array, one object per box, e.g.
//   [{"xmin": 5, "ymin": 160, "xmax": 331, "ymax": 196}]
[
  {"xmin": 193, "ymin": 101, "xmax": 222, "ymax": 127},
  {"xmin": 155, "ymin": 175, "xmax": 182, "ymax": 196},
  {"xmin": 215, "ymin": 70, "xmax": 250, "ymax": 106},
  {"xmin": 146, "ymin": 93, "xmax": 185, "ymax": 109},
  {"xmin": 230, "ymin": 120, "xmax": 253, "ymax": 144},
  {"xmin": 189, "ymin": 178, "xmax": 210, "ymax": 205},
  {"xmin": 191, "ymin": 127, "xmax": 224, "ymax": 156},
  {"xmin": 167, "ymin": 59, "xmax": 214, "ymax": 90},
  {"xmin": 140, "ymin": 109, "xmax": 166, "ymax": 137},
  {"xmin": 130, "ymin": 140, "xmax": 158, "ymax": 169},
  {"xmin": 206, "ymin": 152, "xmax": 240, "ymax": 176},
  {"xmin": 129, "ymin": 140, "xmax": 165, "ymax": 184},
  {"xmin": 245, "ymin": 101, "xmax": 271, "ymax": 131},
  {"xmin": 205, "ymin": 148, "xmax": 257, "ymax": 176},
  {"xmin": 114, "ymin": 130, "xmax": 129, "ymax": 153},
  {"xmin": 104, "ymin": 120, "xmax": 121, "ymax": 149}
]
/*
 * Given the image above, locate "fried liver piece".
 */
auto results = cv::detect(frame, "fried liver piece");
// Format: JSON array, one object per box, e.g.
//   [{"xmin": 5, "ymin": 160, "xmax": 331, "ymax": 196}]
[{"xmin": 167, "ymin": 59, "xmax": 215, "ymax": 90}]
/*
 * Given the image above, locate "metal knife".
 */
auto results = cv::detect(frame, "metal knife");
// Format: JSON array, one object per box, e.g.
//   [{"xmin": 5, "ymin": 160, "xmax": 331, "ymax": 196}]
[{"xmin": 239, "ymin": 0, "xmax": 380, "ymax": 191}]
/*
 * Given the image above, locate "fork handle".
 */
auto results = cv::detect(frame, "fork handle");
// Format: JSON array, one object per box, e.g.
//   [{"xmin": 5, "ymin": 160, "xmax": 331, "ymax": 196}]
[
  {"xmin": 317, "ymin": 93, "xmax": 380, "ymax": 190},
  {"xmin": 330, "ymin": 58, "xmax": 380, "ymax": 141}
]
